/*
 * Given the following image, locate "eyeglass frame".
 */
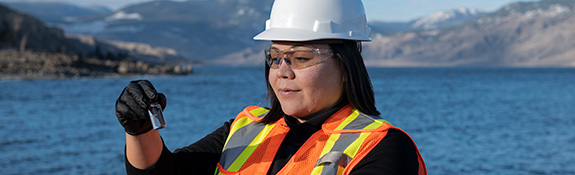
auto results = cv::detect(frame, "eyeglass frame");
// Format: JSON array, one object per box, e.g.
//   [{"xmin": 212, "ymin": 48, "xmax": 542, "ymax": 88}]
[{"xmin": 265, "ymin": 47, "xmax": 335, "ymax": 69}]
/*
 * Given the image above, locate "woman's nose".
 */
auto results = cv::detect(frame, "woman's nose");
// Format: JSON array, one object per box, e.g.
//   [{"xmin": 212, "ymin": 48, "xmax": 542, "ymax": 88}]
[{"xmin": 276, "ymin": 58, "xmax": 295, "ymax": 79}]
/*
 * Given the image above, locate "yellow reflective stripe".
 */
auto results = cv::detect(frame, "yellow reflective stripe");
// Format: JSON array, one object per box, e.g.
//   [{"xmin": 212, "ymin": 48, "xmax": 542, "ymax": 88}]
[
  {"xmin": 223, "ymin": 116, "xmax": 253, "ymax": 149},
  {"xmin": 335, "ymin": 109, "xmax": 360, "ymax": 131},
  {"xmin": 228, "ymin": 116, "xmax": 252, "ymax": 138},
  {"xmin": 311, "ymin": 165, "xmax": 324, "ymax": 175},
  {"xmin": 223, "ymin": 107, "xmax": 268, "ymax": 149},
  {"xmin": 311, "ymin": 110, "xmax": 360, "ymax": 175},
  {"xmin": 227, "ymin": 123, "xmax": 276, "ymax": 172},
  {"xmin": 225, "ymin": 107, "xmax": 268, "ymax": 146},
  {"xmin": 310, "ymin": 133, "xmax": 341, "ymax": 175},
  {"xmin": 321, "ymin": 110, "xmax": 360, "ymax": 156},
  {"xmin": 342, "ymin": 121, "xmax": 383, "ymax": 158},
  {"xmin": 375, "ymin": 119, "xmax": 391, "ymax": 125},
  {"xmin": 249, "ymin": 107, "xmax": 268, "ymax": 117},
  {"xmin": 363, "ymin": 120, "xmax": 384, "ymax": 130}
]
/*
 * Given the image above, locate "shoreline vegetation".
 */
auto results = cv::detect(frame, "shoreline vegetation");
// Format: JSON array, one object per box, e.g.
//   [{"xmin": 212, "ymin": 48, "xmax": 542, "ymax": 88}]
[{"xmin": 0, "ymin": 50, "xmax": 193, "ymax": 80}]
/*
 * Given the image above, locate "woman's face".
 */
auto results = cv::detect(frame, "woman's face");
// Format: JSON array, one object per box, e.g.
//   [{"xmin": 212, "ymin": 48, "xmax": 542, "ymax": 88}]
[{"xmin": 268, "ymin": 42, "xmax": 344, "ymax": 119}]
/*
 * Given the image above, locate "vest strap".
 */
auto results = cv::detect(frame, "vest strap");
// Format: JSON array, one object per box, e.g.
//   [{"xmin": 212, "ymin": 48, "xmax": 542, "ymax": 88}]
[{"xmin": 316, "ymin": 151, "xmax": 352, "ymax": 168}]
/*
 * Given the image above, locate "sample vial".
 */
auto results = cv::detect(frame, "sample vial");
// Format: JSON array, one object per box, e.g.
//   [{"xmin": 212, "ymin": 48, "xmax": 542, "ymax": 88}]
[{"xmin": 148, "ymin": 102, "xmax": 166, "ymax": 130}]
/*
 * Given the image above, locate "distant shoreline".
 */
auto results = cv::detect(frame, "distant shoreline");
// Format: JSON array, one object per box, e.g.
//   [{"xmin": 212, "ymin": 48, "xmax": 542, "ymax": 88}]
[{"xmin": 0, "ymin": 50, "xmax": 193, "ymax": 80}]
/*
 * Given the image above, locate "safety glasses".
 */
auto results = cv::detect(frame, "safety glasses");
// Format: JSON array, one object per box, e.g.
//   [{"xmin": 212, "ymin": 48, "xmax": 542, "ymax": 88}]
[{"xmin": 265, "ymin": 48, "xmax": 334, "ymax": 69}]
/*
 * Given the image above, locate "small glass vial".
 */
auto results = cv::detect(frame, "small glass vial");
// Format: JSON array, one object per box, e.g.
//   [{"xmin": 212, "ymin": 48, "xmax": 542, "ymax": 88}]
[{"xmin": 148, "ymin": 102, "xmax": 166, "ymax": 130}]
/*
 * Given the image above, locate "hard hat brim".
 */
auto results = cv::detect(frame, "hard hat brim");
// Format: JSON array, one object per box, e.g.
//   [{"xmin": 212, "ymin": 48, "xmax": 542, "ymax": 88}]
[{"xmin": 253, "ymin": 28, "xmax": 371, "ymax": 42}]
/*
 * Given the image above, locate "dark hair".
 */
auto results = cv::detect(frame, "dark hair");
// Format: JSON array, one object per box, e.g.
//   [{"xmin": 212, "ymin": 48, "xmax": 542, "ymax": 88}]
[{"xmin": 260, "ymin": 40, "xmax": 380, "ymax": 124}]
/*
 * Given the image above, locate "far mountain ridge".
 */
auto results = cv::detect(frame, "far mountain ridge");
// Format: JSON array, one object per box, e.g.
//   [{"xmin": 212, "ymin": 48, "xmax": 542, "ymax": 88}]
[
  {"xmin": 411, "ymin": 8, "xmax": 485, "ymax": 30},
  {"xmin": 2, "ymin": 1, "xmax": 112, "ymax": 23},
  {"xmin": 56, "ymin": 0, "xmax": 273, "ymax": 61},
  {"xmin": 27, "ymin": 1, "xmax": 486, "ymax": 62},
  {"xmin": 370, "ymin": 7, "xmax": 486, "ymax": 35},
  {"xmin": 363, "ymin": 0, "xmax": 575, "ymax": 67},
  {"xmin": 5, "ymin": 0, "xmax": 575, "ymax": 67}
]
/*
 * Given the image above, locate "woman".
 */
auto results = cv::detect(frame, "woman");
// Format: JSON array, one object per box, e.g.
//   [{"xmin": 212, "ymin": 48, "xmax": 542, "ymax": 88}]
[{"xmin": 115, "ymin": 0, "xmax": 426, "ymax": 174}]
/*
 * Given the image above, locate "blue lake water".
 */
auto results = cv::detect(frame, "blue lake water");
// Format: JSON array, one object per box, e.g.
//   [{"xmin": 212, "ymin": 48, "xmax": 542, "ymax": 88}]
[{"xmin": 1, "ymin": 66, "xmax": 574, "ymax": 174}]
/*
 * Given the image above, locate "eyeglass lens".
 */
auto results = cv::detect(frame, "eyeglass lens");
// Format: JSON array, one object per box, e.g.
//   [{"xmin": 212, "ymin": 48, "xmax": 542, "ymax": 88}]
[{"xmin": 266, "ymin": 49, "xmax": 331, "ymax": 69}]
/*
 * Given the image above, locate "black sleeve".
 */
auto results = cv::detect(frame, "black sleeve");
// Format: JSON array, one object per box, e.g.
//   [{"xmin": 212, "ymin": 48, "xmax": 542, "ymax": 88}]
[
  {"xmin": 350, "ymin": 129, "xmax": 420, "ymax": 175},
  {"xmin": 126, "ymin": 119, "xmax": 234, "ymax": 175}
]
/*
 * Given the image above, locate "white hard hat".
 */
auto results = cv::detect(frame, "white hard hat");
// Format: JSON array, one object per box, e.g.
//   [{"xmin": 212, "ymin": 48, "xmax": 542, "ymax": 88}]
[{"xmin": 253, "ymin": 0, "xmax": 371, "ymax": 42}]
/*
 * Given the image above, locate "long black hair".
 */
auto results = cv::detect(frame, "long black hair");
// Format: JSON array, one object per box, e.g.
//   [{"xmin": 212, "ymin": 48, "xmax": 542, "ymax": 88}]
[{"xmin": 260, "ymin": 40, "xmax": 380, "ymax": 124}]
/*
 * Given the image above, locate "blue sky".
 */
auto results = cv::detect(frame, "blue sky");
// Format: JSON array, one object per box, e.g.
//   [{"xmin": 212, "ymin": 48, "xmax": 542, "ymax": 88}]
[{"xmin": 0, "ymin": 0, "xmax": 539, "ymax": 22}]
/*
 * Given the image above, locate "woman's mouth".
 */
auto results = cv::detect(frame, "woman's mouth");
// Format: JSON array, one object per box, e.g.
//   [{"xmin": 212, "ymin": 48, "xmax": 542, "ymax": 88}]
[{"xmin": 279, "ymin": 88, "xmax": 301, "ymax": 96}]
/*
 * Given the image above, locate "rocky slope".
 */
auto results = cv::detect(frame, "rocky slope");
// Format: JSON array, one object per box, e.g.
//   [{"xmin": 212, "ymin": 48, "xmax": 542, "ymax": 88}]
[
  {"xmin": 362, "ymin": 0, "xmax": 575, "ymax": 67},
  {"xmin": 0, "ymin": 4, "xmax": 192, "ymax": 79},
  {"xmin": 0, "ymin": 4, "xmax": 82, "ymax": 54},
  {"xmin": 66, "ymin": 34, "xmax": 187, "ymax": 65}
]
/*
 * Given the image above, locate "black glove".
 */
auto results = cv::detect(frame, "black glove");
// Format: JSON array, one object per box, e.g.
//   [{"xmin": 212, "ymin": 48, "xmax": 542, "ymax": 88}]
[{"xmin": 115, "ymin": 80, "xmax": 167, "ymax": 135}]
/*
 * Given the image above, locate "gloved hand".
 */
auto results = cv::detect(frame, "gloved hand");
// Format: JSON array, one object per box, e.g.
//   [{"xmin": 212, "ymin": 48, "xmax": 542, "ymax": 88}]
[{"xmin": 115, "ymin": 80, "xmax": 167, "ymax": 135}]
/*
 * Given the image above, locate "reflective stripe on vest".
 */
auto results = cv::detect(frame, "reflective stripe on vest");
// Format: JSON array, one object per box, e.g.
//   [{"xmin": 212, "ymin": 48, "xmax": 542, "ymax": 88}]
[
  {"xmin": 216, "ymin": 105, "xmax": 426, "ymax": 175},
  {"xmin": 218, "ymin": 106, "xmax": 272, "ymax": 173},
  {"xmin": 310, "ymin": 110, "xmax": 389, "ymax": 175}
]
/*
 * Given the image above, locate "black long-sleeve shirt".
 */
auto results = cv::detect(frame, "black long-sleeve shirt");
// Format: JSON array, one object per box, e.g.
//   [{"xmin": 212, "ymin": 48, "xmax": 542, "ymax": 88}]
[{"xmin": 126, "ymin": 111, "xmax": 420, "ymax": 174}]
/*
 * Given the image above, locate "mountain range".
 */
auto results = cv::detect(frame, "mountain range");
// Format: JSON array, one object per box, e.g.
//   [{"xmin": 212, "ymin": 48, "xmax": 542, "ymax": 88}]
[
  {"xmin": 0, "ymin": 4, "xmax": 191, "ymax": 79},
  {"xmin": 3, "ymin": 0, "xmax": 574, "ymax": 67},
  {"xmin": 363, "ymin": 0, "xmax": 575, "ymax": 67},
  {"xmin": 3, "ymin": 1, "xmax": 112, "ymax": 23},
  {"xmin": 0, "ymin": 4, "xmax": 82, "ymax": 54},
  {"xmin": 36, "ymin": 0, "xmax": 274, "ymax": 62},
  {"xmin": 370, "ymin": 8, "xmax": 486, "ymax": 35}
]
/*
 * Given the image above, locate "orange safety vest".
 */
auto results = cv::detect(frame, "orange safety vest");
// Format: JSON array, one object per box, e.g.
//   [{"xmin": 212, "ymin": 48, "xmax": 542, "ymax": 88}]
[{"xmin": 215, "ymin": 105, "xmax": 427, "ymax": 175}]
